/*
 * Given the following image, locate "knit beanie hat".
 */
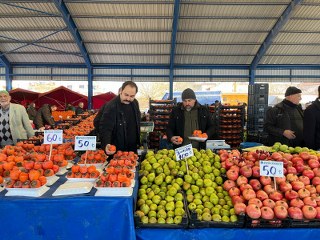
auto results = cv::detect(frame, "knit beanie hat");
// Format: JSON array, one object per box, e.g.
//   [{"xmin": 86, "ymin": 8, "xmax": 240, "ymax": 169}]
[
  {"xmin": 285, "ymin": 86, "xmax": 302, "ymax": 97},
  {"xmin": 0, "ymin": 90, "xmax": 9, "ymax": 95},
  {"xmin": 181, "ymin": 88, "xmax": 196, "ymax": 100}
]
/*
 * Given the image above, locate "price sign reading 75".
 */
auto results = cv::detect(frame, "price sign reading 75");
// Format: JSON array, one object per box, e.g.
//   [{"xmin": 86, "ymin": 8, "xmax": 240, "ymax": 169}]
[
  {"xmin": 44, "ymin": 130, "xmax": 63, "ymax": 144},
  {"xmin": 75, "ymin": 136, "xmax": 96, "ymax": 151}
]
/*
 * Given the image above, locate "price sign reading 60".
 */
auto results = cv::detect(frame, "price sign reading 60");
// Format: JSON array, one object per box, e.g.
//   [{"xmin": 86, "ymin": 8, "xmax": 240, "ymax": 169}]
[
  {"xmin": 75, "ymin": 136, "xmax": 96, "ymax": 151},
  {"xmin": 260, "ymin": 160, "xmax": 284, "ymax": 178},
  {"xmin": 44, "ymin": 130, "xmax": 63, "ymax": 144}
]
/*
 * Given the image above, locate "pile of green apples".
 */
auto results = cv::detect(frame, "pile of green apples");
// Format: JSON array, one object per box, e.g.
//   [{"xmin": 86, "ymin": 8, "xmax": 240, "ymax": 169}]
[
  {"xmin": 271, "ymin": 142, "xmax": 315, "ymax": 154},
  {"xmin": 135, "ymin": 148, "xmax": 239, "ymax": 224}
]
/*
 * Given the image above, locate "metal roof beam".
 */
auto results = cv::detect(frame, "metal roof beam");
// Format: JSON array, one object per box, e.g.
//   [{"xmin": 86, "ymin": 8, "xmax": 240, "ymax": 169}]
[
  {"xmin": 250, "ymin": 0, "xmax": 303, "ymax": 70},
  {"xmin": 53, "ymin": 0, "xmax": 91, "ymax": 68},
  {"xmin": 0, "ymin": 2, "xmax": 61, "ymax": 17},
  {"xmin": 169, "ymin": 0, "xmax": 180, "ymax": 99},
  {"xmin": 0, "ymin": 52, "xmax": 10, "ymax": 68}
]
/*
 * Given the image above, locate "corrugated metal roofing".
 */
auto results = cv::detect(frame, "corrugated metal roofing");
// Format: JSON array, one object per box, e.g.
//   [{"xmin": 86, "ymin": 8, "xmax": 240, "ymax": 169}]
[{"xmin": 1, "ymin": 0, "xmax": 320, "ymax": 68}]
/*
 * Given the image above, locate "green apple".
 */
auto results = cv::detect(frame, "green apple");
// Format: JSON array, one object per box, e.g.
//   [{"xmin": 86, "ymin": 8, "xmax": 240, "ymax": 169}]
[
  {"xmin": 175, "ymin": 200, "xmax": 184, "ymax": 208},
  {"xmin": 204, "ymin": 201, "xmax": 214, "ymax": 209},
  {"xmin": 191, "ymin": 185, "xmax": 200, "ymax": 194},
  {"xmin": 221, "ymin": 216, "xmax": 230, "ymax": 222},
  {"xmin": 140, "ymin": 176, "xmax": 148, "ymax": 185},
  {"xmin": 230, "ymin": 215, "xmax": 238, "ymax": 222},
  {"xmin": 165, "ymin": 195, "xmax": 175, "ymax": 203},
  {"xmin": 175, "ymin": 192, "xmax": 183, "ymax": 201},
  {"xmin": 184, "ymin": 174, "xmax": 193, "ymax": 184},
  {"xmin": 137, "ymin": 198, "xmax": 145, "ymax": 207},
  {"xmin": 135, "ymin": 210, "xmax": 145, "ymax": 218},
  {"xmin": 202, "ymin": 195, "xmax": 209, "ymax": 203},
  {"xmin": 188, "ymin": 202, "xmax": 197, "ymax": 211},
  {"xmin": 196, "ymin": 178, "xmax": 204, "ymax": 187},
  {"xmin": 154, "ymin": 175, "xmax": 164, "ymax": 185},
  {"xmin": 147, "ymin": 173, "xmax": 155, "ymax": 182},
  {"xmin": 205, "ymin": 186, "xmax": 215, "ymax": 196},
  {"xmin": 203, "ymin": 179, "xmax": 213, "ymax": 187},
  {"xmin": 157, "ymin": 209, "xmax": 167, "ymax": 219},
  {"xmin": 209, "ymin": 193, "xmax": 219, "ymax": 205},
  {"xmin": 194, "ymin": 193, "xmax": 202, "ymax": 199},
  {"xmin": 193, "ymin": 198, "xmax": 202, "ymax": 205}
]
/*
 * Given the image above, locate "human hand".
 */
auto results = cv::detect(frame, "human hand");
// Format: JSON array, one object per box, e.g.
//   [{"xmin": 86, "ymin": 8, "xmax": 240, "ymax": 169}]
[
  {"xmin": 171, "ymin": 136, "xmax": 183, "ymax": 145},
  {"xmin": 105, "ymin": 144, "xmax": 116, "ymax": 155},
  {"xmin": 283, "ymin": 130, "xmax": 296, "ymax": 139}
]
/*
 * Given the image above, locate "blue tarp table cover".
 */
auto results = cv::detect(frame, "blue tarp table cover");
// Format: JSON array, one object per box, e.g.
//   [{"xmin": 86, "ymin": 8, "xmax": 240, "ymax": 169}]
[
  {"xmin": 0, "ymin": 175, "xmax": 137, "ymax": 240},
  {"xmin": 136, "ymin": 228, "xmax": 320, "ymax": 240}
]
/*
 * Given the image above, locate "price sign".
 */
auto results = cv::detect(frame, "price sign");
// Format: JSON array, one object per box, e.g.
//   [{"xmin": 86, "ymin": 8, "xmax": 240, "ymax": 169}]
[
  {"xmin": 75, "ymin": 136, "xmax": 96, "ymax": 151},
  {"xmin": 260, "ymin": 160, "xmax": 284, "ymax": 178},
  {"xmin": 175, "ymin": 144, "xmax": 194, "ymax": 161},
  {"xmin": 43, "ymin": 130, "xmax": 63, "ymax": 144}
]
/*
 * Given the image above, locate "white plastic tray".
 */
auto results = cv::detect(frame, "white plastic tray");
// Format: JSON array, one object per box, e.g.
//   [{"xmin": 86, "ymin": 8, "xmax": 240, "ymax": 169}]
[
  {"xmin": 46, "ymin": 175, "xmax": 59, "ymax": 186},
  {"xmin": 52, "ymin": 182, "xmax": 93, "ymax": 196},
  {"xmin": 78, "ymin": 162, "xmax": 107, "ymax": 169},
  {"xmin": 5, "ymin": 184, "xmax": 50, "ymax": 197},
  {"xmin": 66, "ymin": 177, "xmax": 98, "ymax": 183},
  {"xmin": 56, "ymin": 162, "xmax": 73, "ymax": 175},
  {"xmin": 188, "ymin": 136, "xmax": 208, "ymax": 142},
  {"xmin": 95, "ymin": 186, "xmax": 133, "ymax": 197}
]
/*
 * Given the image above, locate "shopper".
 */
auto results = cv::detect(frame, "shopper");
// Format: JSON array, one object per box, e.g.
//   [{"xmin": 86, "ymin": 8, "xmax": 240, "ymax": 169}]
[
  {"xmin": 34, "ymin": 104, "xmax": 57, "ymax": 130},
  {"xmin": 303, "ymin": 86, "xmax": 320, "ymax": 150},
  {"xmin": 0, "ymin": 90, "xmax": 34, "ymax": 146},
  {"xmin": 264, "ymin": 86, "xmax": 304, "ymax": 147},
  {"xmin": 26, "ymin": 102, "xmax": 37, "ymax": 121},
  {"xmin": 99, "ymin": 81, "xmax": 141, "ymax": 154},
  {"xmin": 166, "ymin": 88, "xmax": 215, "ymax": 149},
  {"xmin": 75, "ymin": 102, "xmax": 85, "ymax": 115},
  {"xmin": 65, "ymin": 103, "xmax": 75, "ymax": 111}
]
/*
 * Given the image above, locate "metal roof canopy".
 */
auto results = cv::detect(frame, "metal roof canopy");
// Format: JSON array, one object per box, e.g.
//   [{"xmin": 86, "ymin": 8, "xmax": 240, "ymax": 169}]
[{"xmin": 1, "ymin": 0, "xmax": 320, "ymax": 98}]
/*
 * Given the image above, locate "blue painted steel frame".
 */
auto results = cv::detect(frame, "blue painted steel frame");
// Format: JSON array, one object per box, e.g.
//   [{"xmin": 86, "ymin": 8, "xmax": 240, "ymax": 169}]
[
  {"xmin": 169, "ymin": 0, "xmax": 180, "ymax": 100},
  {"xmin": 249, "ymin": 0, "xmax": 303, "ymax": 84}
]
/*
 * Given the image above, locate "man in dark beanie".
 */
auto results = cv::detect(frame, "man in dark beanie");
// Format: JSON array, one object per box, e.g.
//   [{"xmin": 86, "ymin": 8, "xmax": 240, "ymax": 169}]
[
  {"xmin": 303, "ymin": 86, "xmax": 320, "ymax": 150},
  {"xmin": 166, "ymin": 88, "xmax": 215, "ymax": 149},
  {"xmin": 264, "ymin": 86, "xmax": 304, "ymax": 147}
]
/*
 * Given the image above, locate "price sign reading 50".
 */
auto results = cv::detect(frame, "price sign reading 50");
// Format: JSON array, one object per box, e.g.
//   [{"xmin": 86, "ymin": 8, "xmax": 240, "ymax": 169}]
[
  {"xmin": 75, "ymin": 136, "xmax": 96, "ymax": 151},
  {"xmin": 260, "ymin": 160, "xmax": 284, "ymax": 178},
  {"xmin": 44, "ymin": 130, "xmax": 63, "ymax": 144}
]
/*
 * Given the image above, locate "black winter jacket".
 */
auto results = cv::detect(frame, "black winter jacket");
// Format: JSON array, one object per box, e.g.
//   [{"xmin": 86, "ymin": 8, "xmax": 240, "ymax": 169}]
[
  {"xmin": 99, "ymin": 96, "xmax": 141, "ymax": 152},
  {"xmin": 166, "ymin": 102, "xmax": 215, "ymax": 149},
  {"xmin": 34, "ymin": 104, "xmax": 55, "ymax": 129},
  {"xmin": 303, "ymin": 98, "xmax": 320, "ymax": 150},
  {"xmin": 264, "ymin": 100, "xmax": 304, "ymax": 147}
]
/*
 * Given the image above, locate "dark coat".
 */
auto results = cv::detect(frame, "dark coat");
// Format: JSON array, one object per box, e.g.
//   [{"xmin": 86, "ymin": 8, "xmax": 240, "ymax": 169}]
[
  {"xmin": 303, "ymin": 98, "xmax": 320, "ymax": 150},
  {"xmin": 33, "ymin": 104, "xmax": 55, "ymax": 129},
  {"xmin": 99, "ymin": 96, "xmax": 141, "ymax": 152},
  {"xmin": 75, "ymin": 106, "xmax": 84, "ymax": 115},
  {"xmin": 264, "ymin": 101, "xmax": 304, "ymax": 147},
  {"xmin": 166, "ymin": 102, "xmax": 215, "ymax": 149},
  {"xmin": 26, "ymin": 106, "xmax": 37, "ymax": 121},
  {"xmin": 93, "ymin": 103, "xmax": 107, "ymax": 135}
]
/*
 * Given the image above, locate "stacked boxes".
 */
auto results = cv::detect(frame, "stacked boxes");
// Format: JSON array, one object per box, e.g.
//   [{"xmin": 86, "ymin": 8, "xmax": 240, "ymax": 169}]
[{"xmin": 247, "ymin": 84, "xmax": 269, "ymax": 143}]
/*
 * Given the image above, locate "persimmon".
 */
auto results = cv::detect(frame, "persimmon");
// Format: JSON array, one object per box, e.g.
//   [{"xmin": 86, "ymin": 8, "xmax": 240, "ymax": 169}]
[
  {"xmin": 22, "ymin": 180, "xmax": 30, "ymax": 188},
  {"xmin": 3, "ymin": 170, "xmax": 10, "ymax": 178},
  {"xmin": 74, "ymin": 172, "xmax": 82, "ymax": 178},
  {"xmin": 13, "ymin": 181, "xmax": 22, "ymax": 188},
  {"xmin": 177, "ymin": 137, "xmax": 183, "ymax": 144},
  {"xmin": 67, "ymin": 171, "xmax": 74, "ymax": 178},
  {"xmin": 30, "ymin": 179, "xmax": 41, "ymax": 188},
  {"xmin": 82, "ymin": 172, "xmax": 90, "ymax": 178},
  {"xmin": 0, "ymin": 176, "xmax": 3, "ymax": 184},
  {"xmin": 105, "ymin": 181, "xmax": 112, "ymax": 187},
  {"xmin": 106, "ymin": 166, "xmax": 115, "ymax": 174},
  {"xmin": 87, "ymin": 165, "xmax": 96, "ymax": 174},
  {"xmin": 19, "ymin": 172, "xmax": 29, "ymax": 183},
  {"xmin": 6, "ymin": 179, "xmax": 15, "ymax": 188},
  {"xmin": 108, "ymin": 174, "xmax": 118, "ymax": 182},
  {"xmin": 117, "ymin": 173, "xmax": 128, "ymax": 183},
  {"xmin": 29, "ymin": 169, "xmax": 40, "ymax": 181},
  {"xmin": 112, "ymin": 181, "xmax": 120, "ymax": 187},
  {"xmin": 79, "ymin": 166, "xmax": 87, "ymax": 174},
  {"xmin": 10, "ymin": 170, "xmax": 21, "ymax": 181},
  {"xmin": 39, "ymin": 176, "xmax": 47, "ymax": 186},
  {"xmin": 100, "ymin": 172, "xmax": 109, "ymax": 182},
  {"xmin": 37, "ymin": 168, "xmax": 44, "ymax": 176},
  {"xmin": 90, "ymin": 170, "xmax": 100, "ymax": 178},
  {"xmin": 192, "ymin": 130, "xmax": 202, "ymax": 137},
  {"xmin": 36, "ymin": 153, "xmax": 46, "ymax": 162},
  {"xmin": 33, "ymin": 162, "xmax": 43, "ymax": 170},
  {"xmin": 108, "ymin": 145, "xmax": 116, "ymax": 152},
  {"xmin": 201, "ymin": 133, "xmax": 208, "ymax": 138},
  {"xmin": 44, "ymin": 169, "xmax": 54, "ymax": 177},
  {"xmin": 42, "ymin": 161, "xmax": 54, "ymax": 170}
]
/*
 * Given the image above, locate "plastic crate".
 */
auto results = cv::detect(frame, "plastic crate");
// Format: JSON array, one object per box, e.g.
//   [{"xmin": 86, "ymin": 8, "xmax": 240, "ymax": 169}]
[
  {"xmin": 248, "ymin": 94, "xmax": 268, "ymax": 105},
  {"xmin": 290, "ymin": 218, "xmax": 320, "ymax": 228},
  {"xmin": 247, "ymin": 105, "xmax": 268, "ymax": 116},
  {"xmin": 245, "ymin": 216, "xmax": 291, "ymax": 228},
  {"xmin": 248, "ymin": 84, "xmax": 269, "ymax": 95},
  {"xmin": 187, "ymin": 210, "xmax": 245, "ymax": 228}
]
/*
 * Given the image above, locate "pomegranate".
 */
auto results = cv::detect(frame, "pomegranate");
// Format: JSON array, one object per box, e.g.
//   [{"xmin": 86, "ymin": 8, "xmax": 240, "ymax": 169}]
[
  {"xmin": 228, "ymin": 187, "xmax": 241, "ymax": 197},
  {"xmin": 234, "ymin": 202, "xmax": 247, "ymax": 215},
  {"xmin": 291, "ymin": 180, "xmax": 305, "ymax": 191},
  {"xmin": 299, "ymin": 175, "xmax": 310, "ymax": 186},
  {"xmin": 236, "ymin": 175, "xmax": 248, "ymax": 186},
  {"xmin": 313, "ymin": 168, "xmax": 320, "ymax": 177},
  {"xmin": 242, "ymin": 188, "xmax": 256, "ymax": 201},
  {"xmin": 223, "ymin": 180, "xmax": 236, "ymax": 191},
  {"xmin": 226, "ymin": 169, "xmax": 238, "ymax": 181},
  {"xmin": 288, "ymin": 206, "xmax": 303, "ymax": 219},
  {"xmin": 246, "ymin": 204, "xmax": 261, "ymax": 219},
  {"xmin": 275, "ymin": 200, "xmax": 289, "ymax": 209},
  {"xmin": 298, "ymin": 188, "xmax": 311, "ymax": 199},
  {"xmin": 248, "ymin": 198, "xmax": 263, "ymax": 208},
  {"xmin": 263, "ymin": 184, "xmax": 275, "ymax": 195},
  {"xmin": 284, "ymin": 190, "xmax": 299, "ymax": 201},
  {"xmin": 231, "ymin": 195, "xmax": 245, "ymax": 205},
  {"xmin": 279, "ymin": 181, "xmax": 292, "ymax": 192},
  {"xmin": 260, "ymin": 206, "xmax": 274, "ymax": 220},
  {"xmin": 302, "ymin": 169, "xmax": 315, "ymax": 180},
  {"xmin": 315, "ymin": 206, "xmax": 320, "ymax": 219},
  {"xmin": 240, "ymin": 165, "xmax": 252, "ymax": 178},
  {"xmin": 286, "ymin": 173, "xmax": 298, "ymax": 182},
  {"xmin": 249, "ymin": 179, "xmax": 261, "ymax": 191},
  {"xmin": 275, "ymin": 176, "xmax": 286, "ymax": 184},
  {"xmin": 269, "ymin": 191, "xmax": 283, "ymax": 202},
  {"xmin": 299, "ymin": 152, "xmax": 310, "ymax": 161},
  {"xmin": 256, "ymin": 190, "xmax": 269, "ymax": 201},
  {"xmin": 302, "ymin": 205, "xmax": 317, "ymax": 219},
  {"xmin": 260, "ymin": 176, "xmax": 272, "ymax": 186},
  {"xmin": 290, "ymin": 198, "xmax": 304, "ymax": 208},
  {"xmin": 239, "ymin": 183, "xmax": 253, "ymax": 192},
  {"xmin": 263, "ymin": 198, "xmax": 276, "ymax": 209},
  {"xmin": 252, "ymin": 166, "xmax": 260, "ymax": 178},
  {"xmin": 312, "ymin": 176, "xmax": 320, "ymax": 186},
  {"xmin": 286, "ymin": 166, "xmax": 297, "ymax": 175},
  {"xmin": 303, "ymin": 196, "xmax": 317, "ymax": 207},
  {"xmin": 308, "ymin": 158, "xmax": 319, "ymax": 169},
  {"xmin": 274, "ymin": 205, "xmax": 288, "ymax": 219}
]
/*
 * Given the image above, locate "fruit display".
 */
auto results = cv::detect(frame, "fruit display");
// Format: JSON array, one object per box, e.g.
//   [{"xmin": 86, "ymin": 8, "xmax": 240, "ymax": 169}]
[
  {"xmin": 135, "ymin": 148, "xmax": 243, "ymax": 227},
  {"xmin": 77, "ymin": 149, "xmax": 108, "ymax": 164},
  {"xmin": 191, "ymin": 130, "xmax": 208, "ymax": 139},
  {"xmin": 148, "ymin": 99, "xmax": 176, "ymax": 149},
  {"xmin": 218, "ymin": 147, "xmax": 320, "ymax": 227},
  {"xmin": 67, "ymin": 165, "xmax": 100, "ymax": 179}
]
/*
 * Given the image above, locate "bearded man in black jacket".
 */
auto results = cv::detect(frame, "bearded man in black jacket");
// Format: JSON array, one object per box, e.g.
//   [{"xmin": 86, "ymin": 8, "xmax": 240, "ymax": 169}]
[
  {"xmin": 99, "ymin": 81, "xmax": 141, "ymax": 154},
  {"xmin": 303, "ymin": 86, "xmax": 320, "ymax": 150},
  {"xmin": 264, "ymin": 86, "xmax": 304, "ymax": 147}
]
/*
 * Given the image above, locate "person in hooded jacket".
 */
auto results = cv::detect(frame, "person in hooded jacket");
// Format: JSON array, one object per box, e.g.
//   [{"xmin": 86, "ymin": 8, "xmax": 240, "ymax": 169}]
[
  {"xmin": 166, "ymin": 88, "xmax": 215, "ymax": 149},
  {"xmin": 264, "ymin": 86, "xmax": 304, "ymax": 147},
  {"xmin": 303, "ymin": 86, "xmax": 320, "ymax": 150}
]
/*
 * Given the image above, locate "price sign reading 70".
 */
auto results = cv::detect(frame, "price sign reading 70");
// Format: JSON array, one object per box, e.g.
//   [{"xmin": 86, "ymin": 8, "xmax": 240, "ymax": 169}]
[
  {"xmin": 75, "ymin": 136, "xmax": 97, "ymax": 151},
  {"xmin": 43, "ymin": 130, "xmax": 63, "ymax": 144},
  {"xmin": 260, "ymin": 160, "xmax": 284, "ymax": 178}
]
